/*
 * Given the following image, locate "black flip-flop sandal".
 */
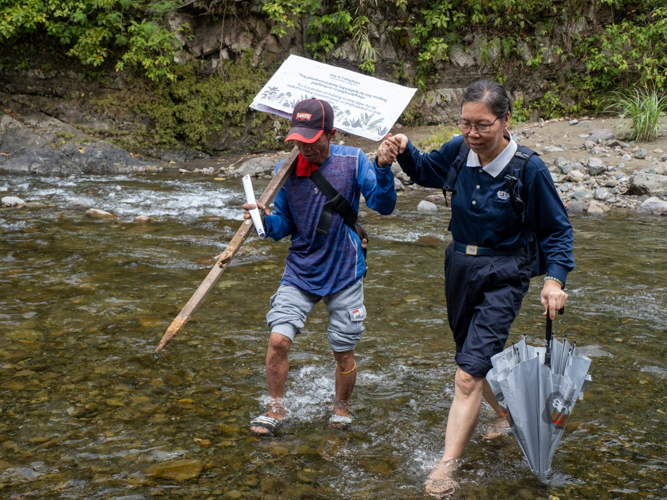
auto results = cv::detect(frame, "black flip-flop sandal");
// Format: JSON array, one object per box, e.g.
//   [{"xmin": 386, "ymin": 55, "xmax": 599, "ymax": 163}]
[{"xmin": 249, "ymin": 414, "xmax": 281, "ymax": 436}]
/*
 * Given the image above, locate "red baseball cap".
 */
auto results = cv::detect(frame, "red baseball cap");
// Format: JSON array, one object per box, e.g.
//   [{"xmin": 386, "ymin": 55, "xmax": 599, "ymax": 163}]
[{"xmin": 285, "ymin": 98, "xmax": 334, "ymax": 143}]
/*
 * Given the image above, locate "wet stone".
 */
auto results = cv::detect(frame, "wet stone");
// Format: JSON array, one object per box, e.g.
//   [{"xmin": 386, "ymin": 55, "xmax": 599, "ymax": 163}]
[
  {"xmin": 216, "ymin": 424, "xmax": 240, "ymax": 437},
  {"xmin": 84, "ymin": 208, "xmax": 116, "ymax": 219},
  {"xmin": 261, "ymin": 477, "xmax": 281, "ymax": 493},
  {"xmin": 145, "ymin": 459, "xmax": 203, "ymax": 482},
  {"xmin": 640, "ymin": 366, "xmax": 667, "ymax": 378},
  {"xmin": 566, "ymin": 201, "xmax": 587, "ymax": 213},
  {"xmin": 518, "ymin": 489, "xmax": 534, "ymax": 499},
  {"xmin": 269, "ymin": 445, "xmax": 289, "ymax": 457},
  {"xmin": 163, "ymin": 374, "xmax": 183, "ymax": 387},
  {"xmin": 417, "ymin": 200, "xmax": 438, "ymax": 212}
]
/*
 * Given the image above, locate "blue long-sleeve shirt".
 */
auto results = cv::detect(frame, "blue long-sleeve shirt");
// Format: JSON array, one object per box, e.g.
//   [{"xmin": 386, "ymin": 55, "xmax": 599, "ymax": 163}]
[
  {"xmin": 389, "ymin": 136, "xmax": 574, "ymax": 286},
  {"xmin": 264, "ymin": 144, "xmax": 396, "ymax": 296}
]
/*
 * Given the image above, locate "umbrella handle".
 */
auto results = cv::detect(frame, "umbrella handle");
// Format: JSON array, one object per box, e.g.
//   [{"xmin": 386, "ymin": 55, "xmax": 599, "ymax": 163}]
[
  {"xmin": 544, "ymin": 307, "xmax": 564, "ymax": 369},
  {"xmin": 545, "ymin": 306, "xmax": 565, "ymax": 342}
]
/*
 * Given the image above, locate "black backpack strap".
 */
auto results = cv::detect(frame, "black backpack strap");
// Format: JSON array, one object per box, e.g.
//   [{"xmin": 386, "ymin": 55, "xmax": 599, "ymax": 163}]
[
  {"xmin": 503, "ymin": 145, "xmax": 536, "ymax": 223},
  {"xmin": 502, "ymin": 145, "xmax": 547, "ymax": 277},
  {"xmin": 442, "ymin": 141, "xmax": 470, "ymax": 208},
  {"xmin": 310, "ymin": 169, "xmax": 358, "ymax": 234}
]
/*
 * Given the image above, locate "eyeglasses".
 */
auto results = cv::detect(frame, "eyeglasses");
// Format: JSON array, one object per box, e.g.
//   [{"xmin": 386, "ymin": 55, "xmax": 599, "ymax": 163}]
[{"xmin": 457, "ymin": 116, "xmax": 500, "ymax": 134}]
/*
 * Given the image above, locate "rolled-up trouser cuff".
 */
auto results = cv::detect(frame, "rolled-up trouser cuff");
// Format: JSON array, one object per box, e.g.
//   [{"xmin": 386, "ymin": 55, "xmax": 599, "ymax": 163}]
[
  {"xmin": 455, "ymin": 352, "xmax": 493, "ymax": 379},
  {"xmin": 271, "ymin": 323, "xmax": 298, "ymax": 342},
  {"xmin": 327, "ymin": 328, "xmax": 362, "ymax": 352}
]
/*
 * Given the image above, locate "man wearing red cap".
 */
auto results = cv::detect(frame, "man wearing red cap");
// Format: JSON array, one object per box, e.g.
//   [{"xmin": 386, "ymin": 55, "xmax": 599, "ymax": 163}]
[{"xmin": 243, "ymin": 98, "xmax": 396, "ymax": 435}]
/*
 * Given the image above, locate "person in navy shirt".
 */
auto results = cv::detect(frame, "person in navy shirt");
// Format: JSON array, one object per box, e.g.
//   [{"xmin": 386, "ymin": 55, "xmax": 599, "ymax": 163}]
[
  {"xmin": 376, "ymin": 80, "xmax": 573, "ymax": 496},
  {"xmin": 243, "ymin": 99, "xmax": 396, "ymax": 436}
]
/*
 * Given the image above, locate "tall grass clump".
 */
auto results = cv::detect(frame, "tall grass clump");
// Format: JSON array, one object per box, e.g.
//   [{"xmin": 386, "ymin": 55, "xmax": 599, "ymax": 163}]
[{"xmin": 608, "ymin": 87, "xmax": 667, "ymax": 142}]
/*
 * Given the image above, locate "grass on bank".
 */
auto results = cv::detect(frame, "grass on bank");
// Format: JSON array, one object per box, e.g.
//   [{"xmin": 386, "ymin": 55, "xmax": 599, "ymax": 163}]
[
  {"xmin": 414, "ymin": 125, "xmax": 456, "ymax": 152},
  {"xmin": 607, "ymin": 87, "xmax": 667, "ymax": 142}
]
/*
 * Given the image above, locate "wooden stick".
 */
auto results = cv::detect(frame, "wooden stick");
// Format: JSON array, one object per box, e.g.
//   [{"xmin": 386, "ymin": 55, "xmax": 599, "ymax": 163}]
[{"xmin": 155, "ymin": 146, "xmax": 299, "ymax": 354}]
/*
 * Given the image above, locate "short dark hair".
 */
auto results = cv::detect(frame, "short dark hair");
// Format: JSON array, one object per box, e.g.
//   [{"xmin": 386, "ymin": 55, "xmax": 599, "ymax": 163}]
[{"xmin": 461, "ymin": 80, "xmax": 513, "ymax": 120}]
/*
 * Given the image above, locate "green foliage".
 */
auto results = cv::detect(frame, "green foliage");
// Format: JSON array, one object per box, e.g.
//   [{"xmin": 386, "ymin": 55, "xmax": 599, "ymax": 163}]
[
  {"xmin": 580, "ymin": 4, "xmax": 667, "ymax": 89},
  {"xmin": 0, "ymin": 0, "xmax": 181, "ymax": 81},
  {"xmin": 414, "ymin": 125, "xmax": 455, "ymax": 152},
  {"xmin": 606, "ymin": 87, "xmax": 667, "ymax": 142},
  {"xmin": 95, "ymin": 56, "xmax": 288, "ymax": 152},
  {"xmin": 512, "ymin": 98, "xmax": 530, "ymax": 124},
  {"xmin": 262, "ymin": 0, "xmax": 378, "ymax": 73}
]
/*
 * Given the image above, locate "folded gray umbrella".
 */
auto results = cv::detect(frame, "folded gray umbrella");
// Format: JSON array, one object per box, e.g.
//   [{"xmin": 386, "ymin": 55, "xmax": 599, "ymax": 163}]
[{"xmin": 486, "ymin": 309, "xmax": 592, "ymax": 481}]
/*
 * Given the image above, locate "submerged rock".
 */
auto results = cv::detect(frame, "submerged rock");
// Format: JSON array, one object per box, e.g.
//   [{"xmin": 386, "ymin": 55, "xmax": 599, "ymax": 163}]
[
  {"xmin": 640, "ymin": 366, "xmax": 667, "ymax": 378},
  {"xmin": 417, "ymin": 200, "xmax": 438, "ymax": 212},
  {"xmin": 425, "ymin": 193, "xmax": 445, "ymax": 204},
  {"xmin": 67, "ymin": 199, "xmax": 93, "ymax": 210},
  {"xmin": 576, "ymin": 345, "xmax": 613, "ymax": 358},
  {"xmin": 85, "ymin": 208, "xmax": 116, "ymax": 219},
  {"xmin": 145, "ymin": 459, "xmax": 203, "ymax": 482},
  {"xmin": 2, "ymin": 196, "xmax": 25, "ymax": 207}
]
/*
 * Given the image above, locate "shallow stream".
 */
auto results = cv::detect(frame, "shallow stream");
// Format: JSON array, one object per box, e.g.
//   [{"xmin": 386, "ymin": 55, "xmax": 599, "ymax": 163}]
[{"xmin": 1, "ymin": 174, "xmax": 666, "ymax": 499}]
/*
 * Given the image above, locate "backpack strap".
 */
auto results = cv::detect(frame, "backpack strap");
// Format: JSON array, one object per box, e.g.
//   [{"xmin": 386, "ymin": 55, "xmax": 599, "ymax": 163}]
[
  {"xmin": 309, "ymin": 169, "xmax": 368, "ymax": 256},
  {"xmin": 442, "ymin": 141, "xmax": 470, "ymax": 208},
  {"xmin": 502, "ymin": 145, "xmax": 536, "ymax": 224}
]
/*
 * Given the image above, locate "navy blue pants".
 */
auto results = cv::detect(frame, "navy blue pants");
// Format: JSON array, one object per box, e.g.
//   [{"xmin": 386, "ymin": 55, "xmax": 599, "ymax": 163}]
[{"xmin": 444, "ymin": 242, "xmax": 532, "ymax": 378}]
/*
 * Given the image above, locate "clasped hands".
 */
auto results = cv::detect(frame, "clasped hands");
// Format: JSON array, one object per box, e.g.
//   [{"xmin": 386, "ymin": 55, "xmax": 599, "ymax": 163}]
[{"xmin": 376, "ymin": 133, "xmax": 409, "ymax": 168}]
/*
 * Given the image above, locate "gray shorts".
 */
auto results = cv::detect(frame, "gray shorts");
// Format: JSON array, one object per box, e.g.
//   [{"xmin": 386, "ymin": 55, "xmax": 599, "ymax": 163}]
[{"xmin": 266, "ymin": 279, "xmax": 366, "ymax": 352}]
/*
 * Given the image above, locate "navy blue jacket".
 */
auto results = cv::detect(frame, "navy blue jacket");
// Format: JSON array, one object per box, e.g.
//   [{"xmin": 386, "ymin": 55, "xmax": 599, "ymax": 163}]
[{"xmin": 390, "ymin": 136, "xmax": 574, "ymax": 286}]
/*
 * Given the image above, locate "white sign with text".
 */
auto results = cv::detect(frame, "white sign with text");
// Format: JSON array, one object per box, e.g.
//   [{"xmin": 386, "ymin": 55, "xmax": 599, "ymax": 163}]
[{"xmin": 250, "ymin": 55, "xmax": 417, "ymax": 142}]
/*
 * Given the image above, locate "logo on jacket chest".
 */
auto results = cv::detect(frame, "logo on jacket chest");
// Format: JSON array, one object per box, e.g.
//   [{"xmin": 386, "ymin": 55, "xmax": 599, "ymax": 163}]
[{"xmin": 497, "ymin": 190, "xmax": 510, "ymax": 201}]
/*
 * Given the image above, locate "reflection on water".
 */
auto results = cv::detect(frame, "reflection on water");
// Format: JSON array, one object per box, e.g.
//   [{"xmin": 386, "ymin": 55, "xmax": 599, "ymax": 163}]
[{"xmin": 1, "ymin": 174, "xmax": 666, "ymax": 499}]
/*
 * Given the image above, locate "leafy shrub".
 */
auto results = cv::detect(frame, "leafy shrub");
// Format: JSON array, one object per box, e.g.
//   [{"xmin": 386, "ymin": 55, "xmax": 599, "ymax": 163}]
[{"xmin": 0, "ymin": 0, "xmax": 181, "ymax": 81}]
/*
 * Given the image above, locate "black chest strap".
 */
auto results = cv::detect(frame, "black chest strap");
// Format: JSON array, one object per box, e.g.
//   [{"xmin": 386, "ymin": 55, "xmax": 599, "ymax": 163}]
[{"xmin": 309, "ymin": 169, "xmax": 359, "ymax": 236}]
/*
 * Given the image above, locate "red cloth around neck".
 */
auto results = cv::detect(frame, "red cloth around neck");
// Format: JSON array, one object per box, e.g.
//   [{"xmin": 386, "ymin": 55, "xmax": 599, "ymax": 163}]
[{"xmin": 296, "ymin": 153, "xmax": 319, "ymax": 177}]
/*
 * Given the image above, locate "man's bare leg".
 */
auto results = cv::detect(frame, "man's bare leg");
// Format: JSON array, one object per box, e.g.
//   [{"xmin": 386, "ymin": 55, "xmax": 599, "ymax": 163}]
[
  {"xmin": 481, "ymin": 379, "xmax": 510, "ymax": 439},
  {"xmin": 425, "ymin": 368, "xmax": 485, "ymax": 497},
  {"xmin": 250, "ymin": 332, "xmax": 292, "ymax": 435},
  {"xmin": 332, "ymin": 349, "xmax": 356, "ymax": 420}
]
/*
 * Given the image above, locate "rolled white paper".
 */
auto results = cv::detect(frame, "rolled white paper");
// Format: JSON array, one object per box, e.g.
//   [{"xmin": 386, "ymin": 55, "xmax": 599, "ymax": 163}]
[{"xmin": 242, "ymin": 175, "xmax": 266, "ymax": 239}]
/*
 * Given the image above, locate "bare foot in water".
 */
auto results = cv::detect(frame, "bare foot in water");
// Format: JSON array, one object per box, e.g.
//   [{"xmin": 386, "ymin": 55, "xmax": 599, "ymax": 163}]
[
  {"xmin": 425, "ymin": 459, "xmax": 460, "ymax": 498},
  {"xmin": 482, "ymin": 417, "xmax": 511, "ymax": 440}
]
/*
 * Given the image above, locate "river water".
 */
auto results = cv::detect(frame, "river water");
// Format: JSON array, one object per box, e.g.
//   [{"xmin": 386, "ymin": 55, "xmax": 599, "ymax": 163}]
[{"xmin": 1, "ymin": 173, "xmax": 666, "ymax": 499}]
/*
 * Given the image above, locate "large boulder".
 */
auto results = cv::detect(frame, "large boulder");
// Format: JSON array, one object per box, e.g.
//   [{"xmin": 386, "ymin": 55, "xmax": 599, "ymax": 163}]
[
  {"xmin": 588, "ymin": 129, "xmax": 615, "ymax": 143},
  {"xmin": 0, "ymin": 114, "xmax": 161, "ymax": 175},
  {"xmin": 636, "ymin": 197, "xmax": 667, "ymax": 215},
  {"xmin": 628, "ymin": 173, "xmax": 667, "ymax": 196},
  {"xmin": 236, "ymin": 157, "xmax": 279, "ymax": 177}
]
